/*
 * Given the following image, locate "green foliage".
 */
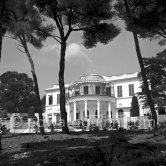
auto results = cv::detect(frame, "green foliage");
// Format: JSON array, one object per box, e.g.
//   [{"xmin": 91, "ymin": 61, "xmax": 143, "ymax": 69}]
[
  {"xmin": 111, "ymin": 121, "xmax": 119, "ymax": 130},
  {"xmin": 5, "ymin": 2, "xmax": 54, "ymax": 49},
  {"xmin": 138, "ymin": 51, "xmax": 166, "ymax": 108},
  {"xmin": 0, "ymin": 124, "xmax": 10, "ymax": 135},
  {"xmin": 37, "ymin": 0, "xmax": 120, "ymax": 47},
  {"xmin": 0, "ymin": 109, "xmax": 8, "ymax": 118},
  {"xmin": 131, "ymin": 96, "xmax": 140, "ymax": 117},
  {"xmin": 0, "ymin": 71, "xmax": 37, "ymax": 113},
  {"xmin": 128, "ymin": 121, "xmax": 138, "ymax": 130},
  {"xmin": 115, "ymin": 0, "xmax": 166, "ymax": 44}
]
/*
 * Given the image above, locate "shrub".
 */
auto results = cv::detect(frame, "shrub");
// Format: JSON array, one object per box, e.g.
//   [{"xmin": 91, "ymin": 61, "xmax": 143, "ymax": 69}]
[
  {"xmin": 128, "ymin": 121, "xmax": 138, "ymax": 130},
  {"xmin": 89, "ymin": 124, "xmax": 99, "ymax": 131},
  {"xmin": 103, "ymin": 120, "xmax": 111, "ymax": 131},
  {"xmin": 110, "ymin": 121, "xmax": 119, "ymax": 130},
  {"xmin": 0, "ymin": 124, "xmax": 10, "ymax": 135}
]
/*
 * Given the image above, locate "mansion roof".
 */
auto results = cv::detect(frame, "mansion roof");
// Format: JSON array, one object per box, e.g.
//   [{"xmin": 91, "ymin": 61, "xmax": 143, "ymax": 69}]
[
  {"xmin": 73, "ymin": 74, "xmax": 107, "ymax": 85},
  {"xmin": 45, "ymin": 72, "xmax": 139, "ymax": 91}
]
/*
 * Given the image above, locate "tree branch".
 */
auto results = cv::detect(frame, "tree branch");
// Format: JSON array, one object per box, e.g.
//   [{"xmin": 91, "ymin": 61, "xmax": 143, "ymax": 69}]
[
  {"xmin": 72, "ymin": 28, "xmax": 84, "ymax": 31},
  {"xmin": 56, "ymin": 12, "xmax": 63, "ymax": 29},
  {"xmin": 16, "ymin": 45, "xmax": 26, "ymax": 53},
  {"xmin": 64, "ymin": 7, "xmax": 73, "ymax": 41},
  {"xmin": 4, "ymin": 35, "xmax": 22, "ymax": 45},
  {"xmin": 156, "ymin": 30, "xmax": 166, "ymax": 39},
  {"xmin": 158, "ymin": 25, "xmax": 166, "ymax": 36},
  {"xmin": 52, "ymin": 10, "xmax": 64, "ymax": 39},
  {"xmin": 35, "ymin": 28, "xmax": 61, "ymax": 44}
]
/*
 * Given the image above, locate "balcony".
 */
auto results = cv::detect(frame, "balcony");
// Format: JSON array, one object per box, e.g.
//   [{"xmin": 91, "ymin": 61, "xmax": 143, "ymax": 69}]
[{"xmin": 66, "ymin": 91, "xmax": 114, "ymax": 99}]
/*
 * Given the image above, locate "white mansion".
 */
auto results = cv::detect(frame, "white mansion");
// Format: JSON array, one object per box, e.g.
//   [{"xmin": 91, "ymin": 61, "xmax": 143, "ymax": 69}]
[{"xmin": 45, "ymin": 72, "xmax": 150, "ymax": 125}]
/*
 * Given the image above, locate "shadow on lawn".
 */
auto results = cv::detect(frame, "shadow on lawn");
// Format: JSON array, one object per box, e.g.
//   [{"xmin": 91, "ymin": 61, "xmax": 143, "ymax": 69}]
[
  {"xmin": 1, "ymin": 130, "xmax": 166, "ymax": 166},
  {"xmin": 0, "ymin": 131, "xmax": 126, "ymax": 166}
]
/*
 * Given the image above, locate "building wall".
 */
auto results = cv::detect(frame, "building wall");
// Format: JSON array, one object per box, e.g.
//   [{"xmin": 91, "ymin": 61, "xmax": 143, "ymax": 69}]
[
  {"xmin": 45, "ymin": 72, "xmax": 146, "ymax": 127},
  {"xmin": 87, "ymin": 100, "xmax": 97, "ymax": 118},
  {"xmin": 77, "ymin": 101, "xmax": 84, "ymax": 120},
  {"xmin": 69, "ymin": 102, "xmax": 74, "ymax": 121},
  {"xmin": 112, "ymin": 78, "xmax": 142, "ymax": 117},
  {"xmin": 79, "ymin": 83, "xmax": 106, "ymax": 95},
  {"xmin": 100, "ymin": 101, "xmax": 108, "ymax": 117}
]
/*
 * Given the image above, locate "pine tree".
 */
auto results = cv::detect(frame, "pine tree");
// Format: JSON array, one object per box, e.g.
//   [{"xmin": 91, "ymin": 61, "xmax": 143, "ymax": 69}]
[
  {"xmin": 131, "ymin": 96, "xmax": 140, "ymax": 117},
  {"xmin": 37, "ymin": 0, "xmax": 120, "ymax": 133},
  {"xmin": 115, "ymin": 0, "xmax": 157, "ymax": 126}
]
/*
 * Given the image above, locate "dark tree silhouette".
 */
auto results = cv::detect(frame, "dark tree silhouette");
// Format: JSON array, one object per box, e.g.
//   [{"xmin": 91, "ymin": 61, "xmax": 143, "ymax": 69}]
[
  {"xmin": 0, "ymin": 0, "xmax": 5, "ymax": 62},
  {"xmin": 131, "ymin": 96, "xmax": 140, "ymax": 117},
  {"xmin": 0, "ymin": 71, "xmax": 36, "ymax": 113},
  {"xmin": 41, "ymin": 95, "xmax": 46, "ymax": 112},
  {"xmin": 115, "ymin": 0, "xmax": 157, "ymax": 126},
  {"xmin": 120, "ymin": 0, "xmax": 166, "ymax": 45},
  {"xmin": 4, "ymin": 1, "xmax": 53, "ymax": 134},
  {"xmin": 138, "ymin": 50, "xmax": 166, "ymax": 111}
]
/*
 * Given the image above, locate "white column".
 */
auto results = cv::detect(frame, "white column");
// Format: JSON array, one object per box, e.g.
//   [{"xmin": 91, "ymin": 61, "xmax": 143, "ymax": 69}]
[
  {"xmin": 108, "ymin": 102, "xmax": 111, "ymax": 119},
  {"xmin": 85, "ymin": 100, "xmax": 87, "ymax": 118},
  {"xmin": 67, "ymin": 104, "xmax": 70, "ymax": 122},
  {"xmin": 97, "ymin": 100, "xmax": 100, "ymax": 118},
  {"xmin": 52, "ymin": 113, "xmax": 54, "ymax": 123},
  {"xmin": 74, "ymin": 101, "xmax": 76, "ymax": 121}
]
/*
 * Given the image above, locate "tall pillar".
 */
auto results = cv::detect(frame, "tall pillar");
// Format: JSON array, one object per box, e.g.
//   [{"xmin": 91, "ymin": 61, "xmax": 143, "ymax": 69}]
[
  {"xmin": 84, "ymin": 100, "xmax": 87, "ymax": 118},
  {"xmin": 67, "ymin": 104, "xmax": 70, "ymax": 122},
  {"xmin": 74, "ymin": 101, "xmax": 76, "ymax": 121},
  {"xmin": 108, "ymin": 102, "xmax": 111, "ymax": 118},
  {"xmin": 97, "ymin": 100, "xmax": 100, "ymax": 118}
]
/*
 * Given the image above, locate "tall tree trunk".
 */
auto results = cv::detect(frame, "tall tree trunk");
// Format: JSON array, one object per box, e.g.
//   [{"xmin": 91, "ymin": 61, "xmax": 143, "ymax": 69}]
[
  {"xmin": 123, "ymin": 0, "xmax": 157, "ymax": 127},
  {"xmin": 0, "ymin": 0, "xmax": 4, "ymax": 150},
  {"xmin": 0, "ymin": 135, "xmax": 2, "ymax": 151},
  {"xmin": 21, "ymin": 36, "xmax": 45, "ymax": 134},
  {"xmin": 59, "ymin": 40, "xmax": 69, "ymax": 133},
  {"xmin": 52, "ymin": 9, "xmax": 69, "ymax": 134},
  {"xmin": 0, "ymin": 23, "xmax": 2, "ymax": 62},
  {"xmin": 0, "ymin": 0, "xmax": 4, "ymax": 62}
]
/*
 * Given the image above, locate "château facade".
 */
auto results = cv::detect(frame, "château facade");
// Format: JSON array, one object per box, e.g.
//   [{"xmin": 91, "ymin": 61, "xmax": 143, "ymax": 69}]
[{"xmin": 45, "ymin": 72, "xmax": 149, "ymax": 125}]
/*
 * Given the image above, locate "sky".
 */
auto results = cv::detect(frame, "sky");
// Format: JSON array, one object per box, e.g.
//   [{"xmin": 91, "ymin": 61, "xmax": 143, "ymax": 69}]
[{"xmin": 0, "ymin": 22, "xmax": 164, "ymax": 97}]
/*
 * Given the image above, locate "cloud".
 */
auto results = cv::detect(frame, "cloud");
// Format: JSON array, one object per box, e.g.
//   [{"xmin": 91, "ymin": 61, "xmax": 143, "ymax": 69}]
[
  {"xmin": 41, "ymin": 44, "xmax": 60, "ymax": 54},
  {"xmin": 66, "ymin": 43, "xmax": 92, "ymax": 63},
  {"xmin": 41, "ymin": 43, "xmax": 92, "ymax": 63}
]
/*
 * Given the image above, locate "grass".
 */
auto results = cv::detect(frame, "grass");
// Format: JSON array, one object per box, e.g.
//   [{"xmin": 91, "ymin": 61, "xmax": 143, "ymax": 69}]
[{"xmin": 0, "ymin": 130, "xmax": 166, "ymax": 166}]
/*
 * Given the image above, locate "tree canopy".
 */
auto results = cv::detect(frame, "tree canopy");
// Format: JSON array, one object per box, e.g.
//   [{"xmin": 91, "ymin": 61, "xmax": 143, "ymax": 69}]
[
  {"xmin": 138, "ymin": 50, "xmax": 166, "ymax": 108},
  {"xmin": 115, "ymin": 0, "xmax": 166, "ymax": 44},
  {"xmin": 115, "ymin": 0, "xmax": 157, "ymax": 126},
  {"xmin": 130, "ymin": 96, "xmax": 140, "ymax": 117},
  {"xmin": 37, "ymin": 0, "xmax": 120, "ymax": 48},
  {"xmin": 0, "ymin": 71, "xmax": 37, "ymax": 113},
  {"xmin": 36, "ymin": 0, "xmax": 120, "ymax": 133}
]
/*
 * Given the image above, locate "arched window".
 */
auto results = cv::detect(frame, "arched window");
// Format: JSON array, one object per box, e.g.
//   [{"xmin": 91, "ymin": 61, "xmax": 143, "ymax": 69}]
[
  {"xmin": 95, "ymin": 110, "xmax": 98, "ymax": 118},
  {"xmin": 118, "ymin": 109, "xmax": 124, "ymax": 118},
  {"xmin": 49, "ymin": 95, "xmax": 53, "ymax": 105},
  {"xmin": 87, "ymin": 110, "xmax": 89, "ymax": 119},
  {"xmin": 106, "ymin": 110, "xmax": 108, "ymax": 118},
  {"xmin": 56, "ymin": 114, "xmax": 60, "ymax": 123},
  {"xmin": 76, "ymin": 112, "xmax": 80, "ymax": 120}
]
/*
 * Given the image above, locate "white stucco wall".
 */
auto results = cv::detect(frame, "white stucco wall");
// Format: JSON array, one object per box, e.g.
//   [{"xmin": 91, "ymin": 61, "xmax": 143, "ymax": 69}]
[{"xmin": 45, "ymin": 72, "xmax": 143, "ymax": 125}]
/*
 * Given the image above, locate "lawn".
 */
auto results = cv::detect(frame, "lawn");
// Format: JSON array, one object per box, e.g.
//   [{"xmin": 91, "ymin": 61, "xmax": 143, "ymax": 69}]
[{"xmin": 0, "ymin": 130, "xmax": 166, "ymax": 166}]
